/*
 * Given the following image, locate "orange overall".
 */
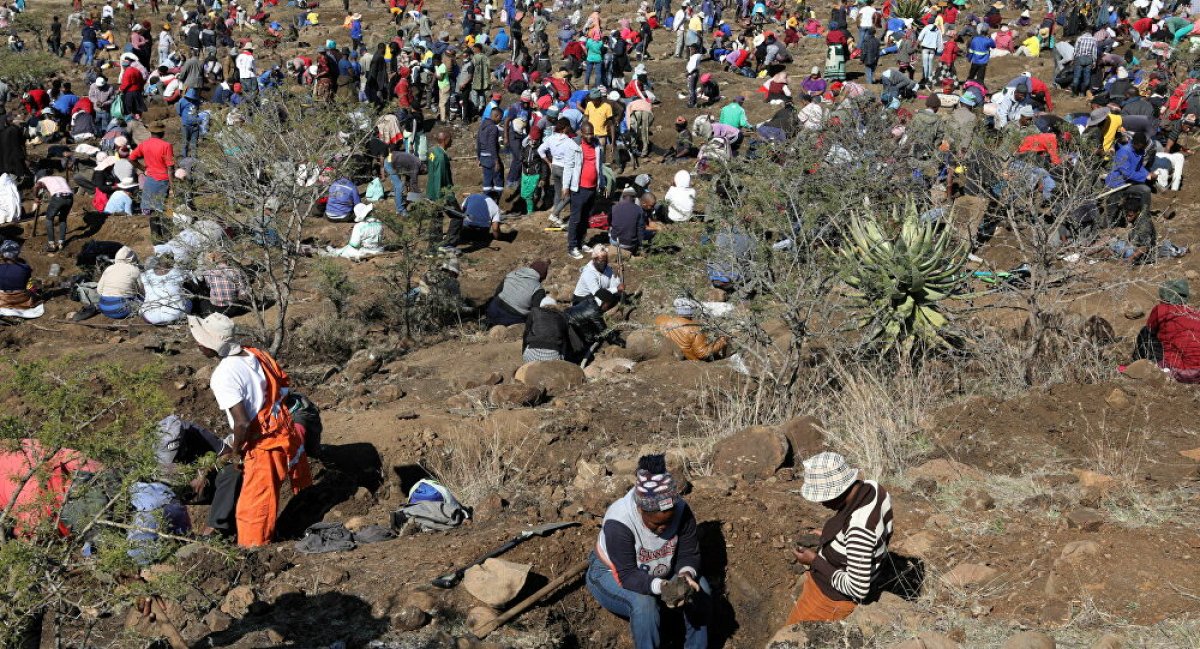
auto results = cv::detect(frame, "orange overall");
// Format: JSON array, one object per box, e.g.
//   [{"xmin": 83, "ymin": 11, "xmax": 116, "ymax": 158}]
[{"xmin": 236, "ymin": 348, "xmax": 313, "ymax": 547}]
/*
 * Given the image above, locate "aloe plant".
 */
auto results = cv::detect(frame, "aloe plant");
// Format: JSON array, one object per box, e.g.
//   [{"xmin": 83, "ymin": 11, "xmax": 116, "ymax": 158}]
[
  {"xmin": 892, "ymin": 0, "xmax": 926, "ymax": 20},
  {"xmin": 841, "ymin": 202, "xmax": 968, "ymax": 355}
]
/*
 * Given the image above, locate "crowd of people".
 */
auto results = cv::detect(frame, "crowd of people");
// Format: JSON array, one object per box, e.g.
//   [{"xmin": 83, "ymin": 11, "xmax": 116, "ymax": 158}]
[{"xmin": 5, "ymin": 0, "xmax": 1200, "ymax": 642}]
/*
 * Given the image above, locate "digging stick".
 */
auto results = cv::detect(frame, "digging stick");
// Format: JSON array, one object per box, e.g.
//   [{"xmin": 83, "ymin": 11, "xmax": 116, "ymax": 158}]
[{"xmin": 472, "ymin": 559, "xmax": 589, "ymax": 639}]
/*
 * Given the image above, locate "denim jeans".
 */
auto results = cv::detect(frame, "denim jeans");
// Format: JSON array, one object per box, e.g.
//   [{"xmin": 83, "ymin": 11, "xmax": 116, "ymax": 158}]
[
  {"xmin": 82, "ymin": 41, "xmax": 96, "ymax": 65},
  {"xmin": 1071, "ymin": 61, "xmax": 1092, "ymax": 94},
  {"xmin": 864, "ymin": 65, "xmax": 876, "ymax": 84},
  {"xmin": 567, "ymin": 187, "xmax": 595, "ymax": 251},
  {"xmin": 384, "ymin": 159, "xmax": 407, "ymax": 214},
  {"xmin": 481, "ymin": 160, "xmax": 502, "ymax": 193},
  {"xmin": 585, "ymin": 555, "xmax": 711, "ymax": 649},
  {"xmin": 920, "ymin": 48, "xmax": 936, "ymax": 81},
  {"xmin": 585, "ymin": 61, "xmax": 602, "ymax": 87},
  {"xmin": 142, "ymin": 177, "xmax": 169, "ymax": 213},
  {"xmin": 182, "ymin": 123, "xmax": 201, "ymax": 158}
]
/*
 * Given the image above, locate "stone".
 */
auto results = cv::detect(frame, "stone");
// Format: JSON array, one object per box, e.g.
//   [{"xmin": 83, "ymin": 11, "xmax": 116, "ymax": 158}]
[
  {"xmin": 488, "ymin": 324, "xmax": 524, "ymax": 341},
  {"xmin": 765, "ymin": 624, "xmax": 809, "ymax": 648},
  {"xmin": 895, "ymin": 531, "xmax": 936, "ymax": 559},
  {"xmin": 890, "ymin": 632, "xmax": 961, "ymax": 649},
  {"xmin": 466, "ymin": 606, "xmax": 498, "ymax": 632},
  {"xmin": 942, "ymin": 563, "xmax": 997, "ymax": 588},
  {"xmin": 593, "ymin": 357, "xmax": 637, "ymax": 374},
  {"xmin": 1058, "ymin": 540, "xmax": 1101, "ymax": 564},
  {"xmin": 961, "ymin": 490, "xmax": 995, "ymax": 512},
  {"xmin": 195, "ymin": 364, "xmax": 214, "ymax": 382},
  {"xmin": 1179, "ymin": 448, "xmax": 1200, "ymax": 461},
  {"xmin": 220, "ymin": 585, "xmax": 259, "ymax": 618},
  {"xmin": 573, "ymin": 459, "xmax": 609, "ymax": 490},
  {"xmin": 1072, "ymin": 470, "xmax": 1116, "ymax": 493},
  {"xmin": 456, "ymin": 372, "xmax": 504, "ymax": 390},
  {"xmin": 906, "ymin": 459, "xmax": 983, "ymax": 483},
  {"xmin": 344, "ymin": 349, "xmax": 383, "ymax": 381},
  {"xmin": 1001, "ymin": 631, "xmax": 1056, "ymax": 649},
  {"xmin": 1123, "ymin": 359, "xmax": 1167, "ymax": 383},
  {"xmin": 489, "ymin": 383, "xmax": 544, "ymax": 408},
  {"xmin": 203, "ymin": 609, "xmax": 232, "ymax": 633},
  {"xmin": 514, "ymin": 360, "xmax": 587, "ymax": 396},
  {"xmin": 779, "ymin": 416, "xmax": 825, "ymax": 459},
  {"xmin": 317, "ymin": 565, "xmax": 350, "ymax": 586},
  {"xmin": 1121, "ymin": 306, "xmax": 1145, "ymax": 320},
  {"xmin": 612, "ymin": 457, "xmax": 639, "ymax": 476},
  {"xmin": 847, "ymin": 592, "xmax": 921, "ymax": 636},
  {"xmin": 462, "ymin": 558, "xmax": 530, "ymax": 607},
  {"xmin": 691, "ymin": 475, "xmax": 736, "ymax": 495},
  {"xmin": 618, "ymin": 329, "xmax": 670, "ymax": 362},
  {"xmin": 711, "ymin": 426, "xmax": 790, "ymax": 480},
  {"xmin": 344, "ymin": 516, "xmax": 370, "ymax": 532},
  {"xmin": 1104, "ymin": 389, "xmax": 1131, "ymax": 410},
  {"xmin": 446, "ymin": 385, "xmax": 492, "ymax": 410},
  {"xmin": 704, "ymin": 288, "xmax": 727, "ymax": 303},
  {"xmin": 1090, "ymin": 634, "xmax": 1123, "ymax": 649},
  {"xmin": 390, "ymin": 606, "xmax": 429, "ymax": 631},
  {"xmin": 265, "ymin": 629, "xmax": 285, "ymax": 644},
  {"xmin": 1065, "ymin": 508, "xmax": 1105, "ymax": 532},
  {"xmin": 375, "ymin": 384, "xmax": 406, "ymax": 402}
]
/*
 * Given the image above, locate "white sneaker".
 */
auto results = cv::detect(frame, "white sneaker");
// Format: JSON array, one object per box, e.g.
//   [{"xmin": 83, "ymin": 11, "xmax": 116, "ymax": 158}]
[
  {"xmin": 548, "ymin": 215, "xmax": 565, "ymax": 227},
  {"xmin": 568, "ymin": 248, "xmax": 584, "ymax": 259},
  {"xmin": 581, "ymin": 244, "xmax": 594, "ymax": 253}
]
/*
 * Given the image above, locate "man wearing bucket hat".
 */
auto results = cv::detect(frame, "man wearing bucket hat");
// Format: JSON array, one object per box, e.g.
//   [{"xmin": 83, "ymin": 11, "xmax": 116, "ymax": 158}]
[
  {"xmin": 189, "ymin": 313, "xmax": 312, "ymax": 547},
  {"xmin": 786, "ymin": 452, "xmax": 893, "ymax": 623}
]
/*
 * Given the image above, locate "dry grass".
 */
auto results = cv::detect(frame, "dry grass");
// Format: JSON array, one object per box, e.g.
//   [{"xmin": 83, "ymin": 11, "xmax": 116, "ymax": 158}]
[{"xmin": 421, "ymin": 422, "xmax": 544, "ymax": 508}]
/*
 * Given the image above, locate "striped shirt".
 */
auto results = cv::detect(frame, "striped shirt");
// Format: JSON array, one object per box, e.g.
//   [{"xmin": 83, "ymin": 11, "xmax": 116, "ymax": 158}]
[
  {"xmin": 1074, "ymin": 34, "xmax": 1097, "ymax": 60},
  {"xmin": 810, "ymin": 481, "xmax": 893, "ymax": 602}
]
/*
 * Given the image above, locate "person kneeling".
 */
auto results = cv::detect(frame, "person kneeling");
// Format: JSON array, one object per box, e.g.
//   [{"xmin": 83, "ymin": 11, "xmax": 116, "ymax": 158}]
[
  {"xmin": 588, "ymin": 454, "xmax": 711, "ymax": 649},
  {"xmin": 787, "ymin": 452, "xmax": 893, "ymax": 623},
  {"xmin": 324, "ymin": 203, "xmax": 385, "ymax": 260}
]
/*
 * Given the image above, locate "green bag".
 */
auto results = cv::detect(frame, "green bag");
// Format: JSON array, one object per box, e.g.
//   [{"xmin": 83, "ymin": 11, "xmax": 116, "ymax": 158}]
[{"xmin": 109, "ymin": 94, "xmax": 124, "ymax": 120}]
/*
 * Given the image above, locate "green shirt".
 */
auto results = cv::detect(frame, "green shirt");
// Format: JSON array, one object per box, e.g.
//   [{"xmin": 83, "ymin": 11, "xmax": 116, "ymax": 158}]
[
  {"xmin": 436, "ymin": 63, "xmax": 451, "ymax": 90},
  {"xmin": 426, "ymin": 146, "xmax": 453, "ymax": 201},
  {"xmin": 718, "ymin": 102, "xmax": 750, "ymax": 129}
]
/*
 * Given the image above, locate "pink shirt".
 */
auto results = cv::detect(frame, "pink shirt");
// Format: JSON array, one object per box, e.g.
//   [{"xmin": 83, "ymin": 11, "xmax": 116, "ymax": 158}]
[{"xmin": 36, "ymin": 176, "xmax": 72, "ymax": 195}]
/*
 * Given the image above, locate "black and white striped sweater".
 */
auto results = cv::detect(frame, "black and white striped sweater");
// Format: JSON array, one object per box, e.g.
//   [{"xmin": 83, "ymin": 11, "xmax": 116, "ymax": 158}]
[{"xmin": 810, "ymin": 480, "xmax": 894, "ymax": 602}]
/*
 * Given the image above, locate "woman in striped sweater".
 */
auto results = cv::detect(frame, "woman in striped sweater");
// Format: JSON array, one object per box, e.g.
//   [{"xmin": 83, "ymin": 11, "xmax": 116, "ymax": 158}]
[{"xmin": 787, "ymin": 451, "xmax": 894, "ymax": 623}]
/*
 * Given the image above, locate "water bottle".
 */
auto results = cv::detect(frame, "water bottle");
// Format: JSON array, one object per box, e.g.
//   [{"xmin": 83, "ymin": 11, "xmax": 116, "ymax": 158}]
[{"xmin": 48, "ymin": 263, "xmax": 61, "ymax": 278}]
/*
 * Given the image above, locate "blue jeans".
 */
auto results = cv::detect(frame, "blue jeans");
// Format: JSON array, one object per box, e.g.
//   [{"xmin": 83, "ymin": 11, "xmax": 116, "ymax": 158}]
[
  {"xmin": 384, "ymin": 159, "xmax": 407, "ymax": 215},
  {"xmin": 141, "ymin": 177, "xmax": 169, "ymax": 213},
  {"xmin": 82, "ymin": 41, "xmax": 96, "ymax": 65},
  {"xmin": 585, "ymin": 61, "xmax": 602, "ymax": 87},
  {"xmin": 182, "ymin": 123, "xmax": 201, "ymax": 158},
  {"xmin": 481, "ymin": 160, "xmax": 502, "ymax": 193},
  {"xmin": 1071, "ymin": 61, "xmax": 1092, "ymax": 94},
  {"xmin": 864, "ymin": 65, "xmax": 876, "ymax": 84},
  {"xmin": 586, "ymin": 555, "xmax": 711, "ymax": 649}
]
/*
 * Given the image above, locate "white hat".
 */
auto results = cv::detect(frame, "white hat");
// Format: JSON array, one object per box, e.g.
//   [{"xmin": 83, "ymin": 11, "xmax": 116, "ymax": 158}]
[
  {"xmin": 117, "ymin": 176, "xmax": 139, "ymax": 190},
  {"xmin": 539, "ymin": 295, "xmax": 557, "ymax": 307},
  {"xmin": 353, "ymin": 202, "xmax": 374, "ymax": 222},
  {"xmin": 590, "ymin": 244, "xmax": 609, "ymax": 259},
  {"xmin": 800, "ymin": 452, "xmax": 859, "ymax": 502},
  {"xmin": 95, "ymin": 153, "xmax": 117, "ymax": 170},
  {"xmin": 187, "ymin": 313, "xmax": 242, "ymax": 357},
  {"xmin": 607, "ymin": 90, "xmax": 621, "ymax": 101},
  {"xmin": 634, "ymin": 63, "xmax": 647, "ymax": 75},
  {"xmin": 811, "ymin": 66, "xmax": 820, "ymax": 75}
]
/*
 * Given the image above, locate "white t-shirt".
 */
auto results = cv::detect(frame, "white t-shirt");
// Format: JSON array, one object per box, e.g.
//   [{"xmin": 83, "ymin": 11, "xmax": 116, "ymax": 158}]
[
  {"xmin": 664, "ymin": 185, "xmax": 696, "ymax": 222},
  {"xmin": 209, "ymin": 353, "xmax": 267, "ymax": 429},
  {"xmin": 235, "ymin": 52, "xmax": 256, "ymax": 80},
  {"xmin": 857, "ymin": 6, "xmax": 877, "ymax": 28}
]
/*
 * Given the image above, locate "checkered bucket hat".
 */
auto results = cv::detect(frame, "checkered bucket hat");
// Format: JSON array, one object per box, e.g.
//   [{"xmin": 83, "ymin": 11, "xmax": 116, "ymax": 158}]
[{"xmin": 800, "ymin": 452, "xmax": 858, "ymax": 503}]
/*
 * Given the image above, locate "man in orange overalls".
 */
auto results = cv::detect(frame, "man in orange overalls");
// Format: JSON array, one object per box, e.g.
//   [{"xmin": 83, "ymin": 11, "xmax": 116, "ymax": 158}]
[{"xmin": 188, "ymin": 313, "xmax": 312, "ymax": 547}]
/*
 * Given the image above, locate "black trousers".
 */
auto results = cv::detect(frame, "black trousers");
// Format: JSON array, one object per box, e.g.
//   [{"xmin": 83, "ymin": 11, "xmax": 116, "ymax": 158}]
[
  {"xmin": 1133, "ymin": 326, "xmax": 1163, "ymax": 364},
  {"xmin": 967, "ymin": 63, "xmax": 987, "ymax": 83},
  {"xmin": 205, "ymin": 463, "xmax": 242, "ymax": 536}
]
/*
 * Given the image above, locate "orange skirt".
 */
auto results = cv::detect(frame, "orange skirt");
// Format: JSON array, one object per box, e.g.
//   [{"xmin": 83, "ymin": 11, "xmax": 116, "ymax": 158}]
[{"xmin": 785, "ymin": 573, "xmax": 857, "ymax": 624}]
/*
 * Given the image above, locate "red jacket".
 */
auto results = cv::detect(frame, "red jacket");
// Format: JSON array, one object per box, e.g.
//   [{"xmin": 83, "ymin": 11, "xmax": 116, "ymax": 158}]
[
  {"xmin": 119, "ymin": 67, "xmax": 145, "ymax": 93},
  {"xmin": 1148, "ymin": 303, "xmax": 1200, "ymax": 370}
]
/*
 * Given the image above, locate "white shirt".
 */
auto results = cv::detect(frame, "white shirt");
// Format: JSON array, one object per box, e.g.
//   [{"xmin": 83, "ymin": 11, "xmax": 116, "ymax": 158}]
[
  {"xmin": 917, "ymin": 23, "xmax": 942, "ymax": 50},
  {"xmin": 235, "ymin": 52, "xmax": 256, "ymax": 80},
  {"xmin": 664, "ymin": 185, "xmax": 696, "ymax": 222},
  {"xmin": 573, "ymin": 261, "xmax": 621, "ymax": 298},
  {"xmin": 210, "ymin": 353, "xmax": 267, "ymax": 429},
  {"xmin": 140, "ymin": 267, "xmax": 189, "ymax": 325},
  {"xmin": 857, "ymin": 6, "xmax": 877, "ymax": 28}
]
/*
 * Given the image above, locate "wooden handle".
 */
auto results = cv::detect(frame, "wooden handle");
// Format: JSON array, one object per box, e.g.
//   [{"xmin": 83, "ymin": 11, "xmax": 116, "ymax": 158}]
[{"xmin": 473, "ymin": 559, "xmax": 590, "ymax": 639}]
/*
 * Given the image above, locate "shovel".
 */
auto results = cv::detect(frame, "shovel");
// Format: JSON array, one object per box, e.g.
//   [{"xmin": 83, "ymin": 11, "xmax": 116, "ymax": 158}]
[{"xmin": 431, "ymin": 521, "xmax": 579, "ymax": 589}]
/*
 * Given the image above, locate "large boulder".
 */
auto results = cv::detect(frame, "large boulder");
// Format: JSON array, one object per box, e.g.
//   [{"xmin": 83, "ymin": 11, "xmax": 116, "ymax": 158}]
[
  {"xmin": 515, "ymin": 360, "xmax": 587, "ymax": 396},
  {"xmin": 1123, "ymin": 359, "xmax": 1167, "ymax": 384},
  {"xmin": 779, "ymin": 416, "xmax": 825, "ymax": 460},
  {"xmin": 616, "ymin": 329, "xmax": 673, "ymax": 362},
  {"xmin": 711, "ymin": 426, "xmax": 790, "ymax": 480},
  {"xmin": 462, "ymin": 558, "xmax": 530, "ymax": 607},
  {"xmin": 489, "ymin": 383, "xmax": 544, "ymax": 408}
]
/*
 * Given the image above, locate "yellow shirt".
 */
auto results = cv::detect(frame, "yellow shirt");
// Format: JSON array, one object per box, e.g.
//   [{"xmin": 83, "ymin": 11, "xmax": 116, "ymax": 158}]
[
  {"xmin": 1101, "ymin": 114, "xmax": 1123, "ymax": 154},
  {"xmin": 585, "ymin": 102, "xmax": 614, "ymax": 136},
  {"xmin": 688, "ymin": 14, "xmax": 703, "ymax": 31},
  {"xmin": 1021, "ymin": 35, "xmax": 1041, "ymax": 57}
]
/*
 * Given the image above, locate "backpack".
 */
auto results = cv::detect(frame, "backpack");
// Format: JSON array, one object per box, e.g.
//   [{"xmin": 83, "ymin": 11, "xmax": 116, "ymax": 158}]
[{"xmin": 286, "ymin": 392, "xmax": 323, "ymax": 459}]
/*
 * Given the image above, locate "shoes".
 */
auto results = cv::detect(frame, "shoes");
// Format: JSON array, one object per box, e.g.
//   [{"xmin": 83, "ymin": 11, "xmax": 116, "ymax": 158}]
[
  {"xmin": 437, "ymin": 245, "xmax": 460, "ymax": 256},
  {"xmin": 568, "ymin": 248, "xmax": 584, "ymax": 259},
  {"xmin": 581, "ymin": 244, "xmax": 594, "ymax": 253},
  {"xmin": 547, "ymin": 214, "xmax": 565, "ymax": 227}
]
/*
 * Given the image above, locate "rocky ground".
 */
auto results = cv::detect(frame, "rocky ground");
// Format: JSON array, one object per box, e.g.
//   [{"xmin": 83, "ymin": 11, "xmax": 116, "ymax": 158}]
[{"xmin": 7, "ymin": 0, "xmax": 1200, "ymax": 648}]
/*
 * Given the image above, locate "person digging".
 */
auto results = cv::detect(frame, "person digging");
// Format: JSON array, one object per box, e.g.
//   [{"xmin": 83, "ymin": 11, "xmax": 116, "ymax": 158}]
[{"xmin": 587, "ymin": 454, "xmax": 710, "ymax": 649}]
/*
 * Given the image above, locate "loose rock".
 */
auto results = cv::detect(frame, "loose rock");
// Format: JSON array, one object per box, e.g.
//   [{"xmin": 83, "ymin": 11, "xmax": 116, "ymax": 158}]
[
  {"xmin": 203, "ymin": 609, "xmax": 232, "ymax": 633},
  {"xmin": 942, "ymin": 562, "xmax": 997, "ymax": 588},
  {"xmin": 1104, "ymin": 388, "xmax": 1131, "ymax": 410},
  {"xmin": 390, "ymin": 606, "xmax": 429, "ymax": 631},
  {"xmin": 220, "ymin": 585, "xmax": 259, "ymax": 618},
  {"xmin": 765, "ymin": 624, "xmax": 809, "ymax": 648},
  {"xmin": 514, "ymin": 360, "xmax": 587, "ymax": 396},
  {"xmin": 343, "ymin": 349, "xmax": 382, "ymax": 381},
  {"xmin": 1065, "ymin": 508, "xmax": 1105, "ymax": 532},
  {"xmin": 462, "ymin": 558, "xmax": 530, "ymax": 607},
  {"xmin": 906, "ymin": 458, "xmax": 983, "ymax": 483},
  {"xmin": 1123, "ymin": 359, "xmax": 1167, "ymax": 383},
  {"xmin": 466, "ymin": 606, "xmax": 498, "ymax": 632},
  {"xmin": 961, "ymin": 490, "xmax": 995, "ymax": 512},
  {"xmin": 1058, "ymin": 540, "xmax": 1101, "ymax": 565},
  {"xmin": 489, "ymin": 383, "xmax": 544, "ymax": 408},
  {"xmin": 618, "ymin": 329, "xmax": 669, "ymax": 362},
  {"xmin": 711, "ymin": 426, "xmax": 790, "ymax": 480},
  {"xmin": 779, "ymin": 416, "xmax": 825, "ymax": 459}
]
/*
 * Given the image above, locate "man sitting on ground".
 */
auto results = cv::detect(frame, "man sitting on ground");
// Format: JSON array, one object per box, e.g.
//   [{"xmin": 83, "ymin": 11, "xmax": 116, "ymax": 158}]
[
  {"xmin": 1133, "ymin": 279, "xmax": 1200, "ymax": 383},
  {"xmin": 522, "ymin": 296, "xmax": 569, "ymax": 362},
  {"xmin": 485, "ymin": 260, "xmax": 550, "ymax": 326},
  {"xmin": 566, "ymin": 287, "xmax": 620, "ymax": 362},
  {"xmin": 96, "ymin": 245, "xmax": 143, "ymax": 318},
  {"xmin": 655, "ymin": 298, "xmax": 728, "ymax": 361},
  {"xmin": 573, "ymin": 245, "xmax": 622, "ymax": 304}
]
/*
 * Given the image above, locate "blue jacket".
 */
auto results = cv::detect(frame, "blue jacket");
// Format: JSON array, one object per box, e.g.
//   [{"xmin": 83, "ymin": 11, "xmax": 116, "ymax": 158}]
[
  {"xmin": 967, "ymin": 35, "xmax": 994, "ymax": 64},
  {"xmin": 477, "ymin": 118, "xmax": 500, "ymax": 160},
  {"xmin": 1105, "ymin": 143, "xmax": 1150, "ymax": 188},
  {"xmin": 326, "ymin": 178, "xmax": 360, "ymax": 219},
  {"xmin": 349, "ymin": 20, "xmax": 362, "ymax": 39}
]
